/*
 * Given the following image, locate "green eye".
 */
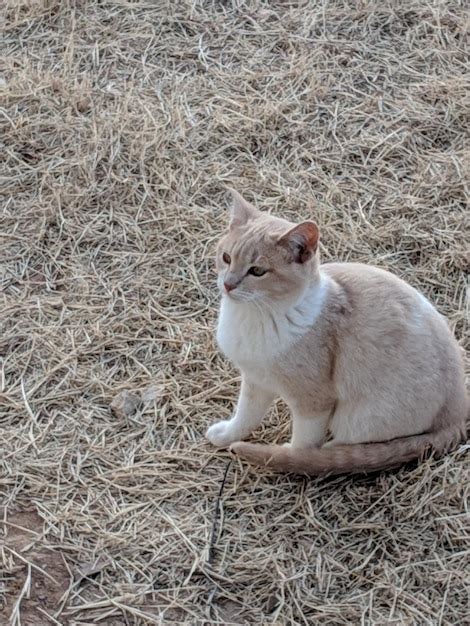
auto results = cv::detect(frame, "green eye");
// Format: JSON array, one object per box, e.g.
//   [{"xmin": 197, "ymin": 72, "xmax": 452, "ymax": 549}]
[{"xmin": 248, "ymin": 266, "xmax": 267, "ymax": 277}]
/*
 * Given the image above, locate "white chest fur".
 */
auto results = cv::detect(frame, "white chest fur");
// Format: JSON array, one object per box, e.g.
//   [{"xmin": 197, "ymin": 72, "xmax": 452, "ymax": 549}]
[{"xmin": 216, "ymin": 276, "xmax": 328, "ymax": 370}]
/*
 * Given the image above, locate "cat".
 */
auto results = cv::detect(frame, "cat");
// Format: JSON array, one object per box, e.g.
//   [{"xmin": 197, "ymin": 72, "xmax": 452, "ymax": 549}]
[{"xmin": 205, "ymin": 190, "xmax": 468, "ymax": 475}]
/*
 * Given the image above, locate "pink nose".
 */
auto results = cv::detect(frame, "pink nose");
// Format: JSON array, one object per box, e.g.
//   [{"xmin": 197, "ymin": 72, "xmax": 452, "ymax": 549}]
[{"xmin": 224, "ymin": 281, "xmax": 236, "ymax": 293}]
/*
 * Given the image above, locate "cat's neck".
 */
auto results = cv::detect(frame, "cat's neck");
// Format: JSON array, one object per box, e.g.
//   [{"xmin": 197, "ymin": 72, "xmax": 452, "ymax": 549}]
[{"xmin": 217, "ymin": 271, "xmax": 328, "ymax": 367}]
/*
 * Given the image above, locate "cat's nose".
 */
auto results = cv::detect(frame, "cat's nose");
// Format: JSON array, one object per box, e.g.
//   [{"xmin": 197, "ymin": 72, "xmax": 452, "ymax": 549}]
[{"xmin": 224, "ymin": 281, "xmax": 236, "ymax": 293}]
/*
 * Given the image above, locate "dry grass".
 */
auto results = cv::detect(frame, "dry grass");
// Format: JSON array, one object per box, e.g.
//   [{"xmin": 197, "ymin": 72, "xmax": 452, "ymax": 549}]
[{"xmin": 1, "ymin": 1, "xmax": 469, "ymax": 624}]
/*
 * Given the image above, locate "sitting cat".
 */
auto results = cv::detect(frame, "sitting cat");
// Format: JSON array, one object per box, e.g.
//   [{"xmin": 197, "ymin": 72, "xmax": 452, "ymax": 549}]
[{"xmin": 206, "ymin": 190, "xmax": 467, "ymax": 475}]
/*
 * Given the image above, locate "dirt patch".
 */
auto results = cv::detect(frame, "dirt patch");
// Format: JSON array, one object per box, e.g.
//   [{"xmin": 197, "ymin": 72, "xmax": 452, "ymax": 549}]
[{"xmin": 1, "ymin": 510, "xmax": 71, "ymax": 625}]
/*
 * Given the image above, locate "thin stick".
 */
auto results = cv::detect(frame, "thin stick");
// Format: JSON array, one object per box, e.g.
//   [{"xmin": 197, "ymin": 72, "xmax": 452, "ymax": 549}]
[{"xmin": 207, "ymin": 460, "xmax": 232, "ymax": 567}]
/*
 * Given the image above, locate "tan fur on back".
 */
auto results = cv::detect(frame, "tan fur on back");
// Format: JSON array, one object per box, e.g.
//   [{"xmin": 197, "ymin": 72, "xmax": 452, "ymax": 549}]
[{"xmin": 206, "ymin": 191, "xmax": 468, "ymax": 476}]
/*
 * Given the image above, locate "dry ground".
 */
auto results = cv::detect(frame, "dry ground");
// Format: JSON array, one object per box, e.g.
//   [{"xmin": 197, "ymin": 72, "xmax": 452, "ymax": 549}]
[{"xmin": 1, "ymin": 1, "xmax": 469, "ymax": 624}]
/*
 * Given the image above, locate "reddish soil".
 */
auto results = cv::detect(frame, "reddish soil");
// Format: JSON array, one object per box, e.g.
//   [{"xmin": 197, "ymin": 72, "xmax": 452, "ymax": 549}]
[{"xmin": 1, "ymin": 510, "xmax": 71, "ymax": 625}]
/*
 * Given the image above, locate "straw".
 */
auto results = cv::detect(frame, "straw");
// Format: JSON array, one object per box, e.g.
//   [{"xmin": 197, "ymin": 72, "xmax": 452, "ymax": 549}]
[{"xmin": 1, "ymin": 0, "xmax": 468, "ymax": 623}]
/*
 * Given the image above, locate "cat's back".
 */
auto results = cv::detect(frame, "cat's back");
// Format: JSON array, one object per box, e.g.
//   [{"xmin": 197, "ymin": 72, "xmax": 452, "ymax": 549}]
[
  {"xmin": 323, "ymin": 260, "xmax": 463, "ymax": 368},
  {"xmin": 323, "ymin": 261, "xmax": 423, "ymax": 296},
  {"xmin": 321, "ymin": 261, "xmax": 463, "ymax": 387},
  {"xmin": 322, "ymin": 262, "xmax": 443, "ymax": 326}
]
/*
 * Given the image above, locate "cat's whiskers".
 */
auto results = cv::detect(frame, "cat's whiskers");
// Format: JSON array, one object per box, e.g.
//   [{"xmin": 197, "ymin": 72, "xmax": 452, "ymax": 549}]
[{"xmin": 232, "ymin": 289, "xmax": 256, "ymax": 302}]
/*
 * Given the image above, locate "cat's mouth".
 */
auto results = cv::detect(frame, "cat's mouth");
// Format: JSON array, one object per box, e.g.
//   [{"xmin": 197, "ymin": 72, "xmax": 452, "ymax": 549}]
[
  {"xmin": 222, "ymin": 289, "xmax": 239, "ymax": 300},
  {"xmin": 218, "ymin": 278, "xmax": 254, "ymax": 302},
  {"xmin": 222, "ymin": 288, "xmax": 250, "ymax": 303}
]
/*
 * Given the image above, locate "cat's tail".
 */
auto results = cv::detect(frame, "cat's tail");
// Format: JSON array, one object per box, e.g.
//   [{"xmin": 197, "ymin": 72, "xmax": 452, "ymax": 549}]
[{"xmin": 229, "ymin": 427, "xmax": 465, "ymax": 476}]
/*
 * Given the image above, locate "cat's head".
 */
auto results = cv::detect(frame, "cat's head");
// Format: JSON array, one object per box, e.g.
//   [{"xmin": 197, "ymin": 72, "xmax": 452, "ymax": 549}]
[{"xmin": 216, "ymin": 190, "xmax": 320, "ymax": 303}]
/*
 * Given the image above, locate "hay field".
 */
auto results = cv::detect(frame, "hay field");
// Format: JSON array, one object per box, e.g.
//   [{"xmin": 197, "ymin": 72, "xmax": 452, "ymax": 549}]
[{"xmin": 1, "ymin": 1, "xmax": 469, "ymax": 624}]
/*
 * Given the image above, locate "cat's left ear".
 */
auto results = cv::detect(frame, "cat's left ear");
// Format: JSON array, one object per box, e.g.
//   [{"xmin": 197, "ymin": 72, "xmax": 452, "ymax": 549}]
[
  {"xmin": 277, "ymin": 221, "xmax": 319, "ymax": 263},
  {"xmin": 228, "ymin": 189, "xmax": 259, "ymax": 227}
]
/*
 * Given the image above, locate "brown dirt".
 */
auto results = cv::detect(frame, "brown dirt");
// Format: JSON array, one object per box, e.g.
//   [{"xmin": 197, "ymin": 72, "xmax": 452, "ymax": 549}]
[{"xmin": 0, "ymin": 510, "xmax": 71, "ymax": 625}]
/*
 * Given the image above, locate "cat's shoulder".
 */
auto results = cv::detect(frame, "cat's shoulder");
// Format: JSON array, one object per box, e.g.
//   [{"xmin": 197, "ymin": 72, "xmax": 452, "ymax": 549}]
[
  {"xmin": 322, "ymin": 262, "xmax": 416, "ymax": 292},
  {"xmin": 322, "ymin": 261, "xmax": 399, "ymax": 281},
  {"xmin": 321, "ymin": 262, "xmax": 437, "ymax": 316}
]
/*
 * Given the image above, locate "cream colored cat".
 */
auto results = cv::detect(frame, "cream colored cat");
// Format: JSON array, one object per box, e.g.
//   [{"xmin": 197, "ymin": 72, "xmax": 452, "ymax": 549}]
[{"xmin": 205, "ymin": 190, "xmax": 468, "ymax": 475}]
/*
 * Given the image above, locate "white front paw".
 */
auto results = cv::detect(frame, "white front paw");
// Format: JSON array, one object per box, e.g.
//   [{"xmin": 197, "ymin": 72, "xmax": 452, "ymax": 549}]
[{"xmin": 206, "ymin": 420, "xmax": 240, "ymax": 448}]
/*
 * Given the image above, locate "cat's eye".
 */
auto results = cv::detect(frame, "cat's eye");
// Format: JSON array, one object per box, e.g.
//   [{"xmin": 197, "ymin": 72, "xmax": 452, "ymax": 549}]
[
  {"xmin": 248, "ymin": 266, "xmax": 267, "ymax": 277},
  {"xmin": 222, "ymin": 252, "xmax": 231, "ymax": 264}
]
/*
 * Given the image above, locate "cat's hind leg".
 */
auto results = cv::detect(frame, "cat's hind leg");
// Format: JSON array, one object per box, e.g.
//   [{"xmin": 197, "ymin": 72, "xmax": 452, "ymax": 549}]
[{"xmin": 288, "ymin": 411, "xmax": 330, "ymax": 449}]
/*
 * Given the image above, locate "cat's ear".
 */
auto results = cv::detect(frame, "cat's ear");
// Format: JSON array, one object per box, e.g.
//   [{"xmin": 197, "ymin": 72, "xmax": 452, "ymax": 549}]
[
  {"xmin": 228, "ymin": 189, "xmax": 258, "ymax": 227},
  {"xmin": 277, "ymin": 221, "xmax": 319, "ymax": 263}
]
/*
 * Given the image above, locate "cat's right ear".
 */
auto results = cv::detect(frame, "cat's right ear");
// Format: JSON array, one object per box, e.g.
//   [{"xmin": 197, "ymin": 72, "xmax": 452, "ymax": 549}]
[
  {"xmin": 277, "ymin": 221, "xmax": 319, "ymax": 263},
  {"xmin": 228, "ymin": 189, "xmax": 258, "ymax": 228}
]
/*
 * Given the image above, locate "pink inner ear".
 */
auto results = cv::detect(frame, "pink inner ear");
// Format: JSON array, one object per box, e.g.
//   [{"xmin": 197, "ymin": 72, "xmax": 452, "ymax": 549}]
[
  {"xmin": 278, "ymin": 221, "xmax": 319, "ymax": 263},
  {"xmin": 297, "ymin": 222, "xmax": 319, "ymax": 249}
]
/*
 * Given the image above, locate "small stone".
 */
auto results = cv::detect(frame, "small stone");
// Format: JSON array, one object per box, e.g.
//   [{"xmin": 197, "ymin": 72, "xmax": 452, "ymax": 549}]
[
  {"xmin": 266, "ymin": 594, "xmax": 279, "ymax": 613},
  {"xmin": 110, "ymin": 391, "xmax": 141, "ymax": 418},
  {"xmin": 140, "ymin": 384, "xmax": 164, "ymax": 403},
  {"xmin": 76, "ymin": 556, "xmax": 109, "ymax": 579}
]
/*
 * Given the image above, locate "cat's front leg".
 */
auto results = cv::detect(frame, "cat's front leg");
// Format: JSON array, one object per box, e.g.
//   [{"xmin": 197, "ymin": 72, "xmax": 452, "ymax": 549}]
[{"xmin": 206, "ymin": 378, "xmax": 275, "ymax": 448}]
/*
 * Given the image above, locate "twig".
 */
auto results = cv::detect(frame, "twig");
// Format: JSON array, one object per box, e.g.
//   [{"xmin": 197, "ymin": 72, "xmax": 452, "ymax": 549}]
[{"xmin": 207, "ymin": 460, "xmax": 232, "ymax": 567}]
